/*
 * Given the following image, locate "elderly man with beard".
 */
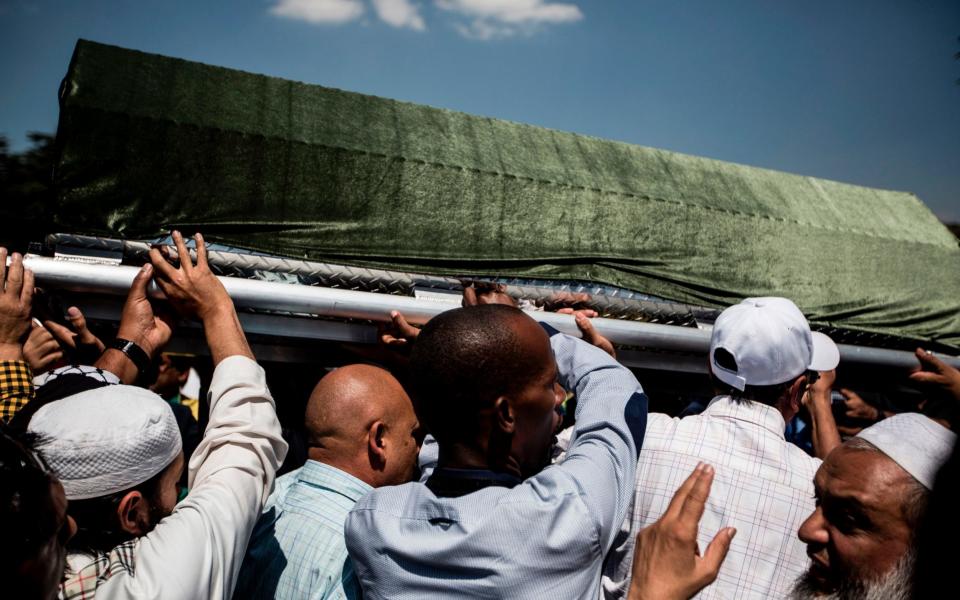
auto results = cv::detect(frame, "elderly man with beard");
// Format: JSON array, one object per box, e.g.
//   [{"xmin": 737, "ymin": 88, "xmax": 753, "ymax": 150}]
[{"xmin": 791, "ymin": 413, "xmax": 956, "ymax": 600}]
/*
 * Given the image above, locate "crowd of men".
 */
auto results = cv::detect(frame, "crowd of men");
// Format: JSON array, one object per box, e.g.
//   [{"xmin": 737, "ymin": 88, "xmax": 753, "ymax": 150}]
[{"xmin": 2, "ymin": 232, "xmax": 957, "ymax": 600}]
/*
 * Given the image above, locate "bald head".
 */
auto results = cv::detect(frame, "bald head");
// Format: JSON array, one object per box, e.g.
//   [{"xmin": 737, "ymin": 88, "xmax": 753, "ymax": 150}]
[
  {"xmin": 306, "ymin": 365, "xmax": 408, "ymax": 442},
  {"xmin": 305, "ymin": 364, "xmax": 420, "ymax": 487}
]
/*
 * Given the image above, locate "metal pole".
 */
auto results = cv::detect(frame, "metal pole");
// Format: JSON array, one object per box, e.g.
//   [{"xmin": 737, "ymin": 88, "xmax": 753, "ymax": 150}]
[{"xmin": 21, "ymin": 256, "xmax": 959, "ymax": 369}]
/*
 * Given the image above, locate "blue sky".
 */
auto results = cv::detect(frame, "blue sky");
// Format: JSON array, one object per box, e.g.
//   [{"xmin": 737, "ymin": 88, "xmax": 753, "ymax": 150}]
[{"xmin": 2, "ymin": 0, "xmax": 959, "ymax": 220}]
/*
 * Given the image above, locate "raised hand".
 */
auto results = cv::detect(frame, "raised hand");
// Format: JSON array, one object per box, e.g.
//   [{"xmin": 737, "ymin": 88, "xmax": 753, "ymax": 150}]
[
  {"xmin": 149, "ymin": 231, "xmax": 232, "ymax": 321},
  {"xmin": 379, "ymin": 310, "xmax": 421, "ymax": 347},
  {"xmin": 0, "ymin": 249, "xmax": 35, "ymax": 360},
  {"xmin": 627, "ymin": 463, "xmax": 735, "ymax": 600},
  {"xmin": 150, "ymin": 231, "xmax": 251, "ymax": 363},
  {"xmin": 840, "ymin": 388, "xmax": 880, "ymax": 422},
  {"xmin": 807, "ymin": 369, "xmax": 835, "ymax": 401},
  {"xmin": 539, "ymin": 291, "xmax": 592, "ymax": 312},
  {"xmin": 461, "ymin": 282, "xmax": 517, "ymax": 307},
  {"xmin": 22, "ymin": 321, "xmax": 63, "ymax": 374},
  {"xmin": 116, "ymin": 263, "xmax": 173, "ymax": 360},
  {"xmin": 909, "ymin": 347, "xmax": 960, "ymax": 402},
  {"xmin": 40, "ymin": 306, "xmax": 108, "ymax": 368},
  {"xmin": 801, "ymin": 368, "xmax": 836, "ymax": 412},
  {"xmin": 557, "ymin": 308, "xmax": 616, "ymax": 359},
  {"xmin": 801, "ymin": 369, "xmax": 841, "ymax": 458},
  {"xmin": 93, "ymin": 262, "xmax": 177, "ymax": 384},
  {"xmin": 43, "ymin": 306, "xmax": 107, "ymax": 354}
]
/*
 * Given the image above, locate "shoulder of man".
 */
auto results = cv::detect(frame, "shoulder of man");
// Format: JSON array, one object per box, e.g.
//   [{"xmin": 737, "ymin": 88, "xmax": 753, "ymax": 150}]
[{"xmin": 61, "ymin": 540, "xmax": 138, "ymax": 600}]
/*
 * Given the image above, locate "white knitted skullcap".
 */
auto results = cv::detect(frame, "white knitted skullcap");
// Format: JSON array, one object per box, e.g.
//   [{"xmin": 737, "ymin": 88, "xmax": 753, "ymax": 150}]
[
  {"xmin": 29, "ymin": 385, "xmax": 183, "ymax": 500},
  {"xmin": 856, "ymin": 413, "xmax": 956, "ymax": 490}
]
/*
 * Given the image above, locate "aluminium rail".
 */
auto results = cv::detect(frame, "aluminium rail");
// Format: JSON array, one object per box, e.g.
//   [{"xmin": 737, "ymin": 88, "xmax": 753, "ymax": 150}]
[
  {"xmin": 21, "ymin": 255, "xmax": 960, "ymax": 371},
  {"xmin": 46, "ymin": 233, "xmax": 951, "ymax": 353},
  {"xmin": 46, "ymin": 233, "xmax": 710, "ymax": 327}
]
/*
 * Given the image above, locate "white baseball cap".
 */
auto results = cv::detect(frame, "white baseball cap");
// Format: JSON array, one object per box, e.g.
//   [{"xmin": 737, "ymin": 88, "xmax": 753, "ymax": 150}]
[{"xmin": 709, "ymin": 297, "xmax": 840, "ymax": 391}]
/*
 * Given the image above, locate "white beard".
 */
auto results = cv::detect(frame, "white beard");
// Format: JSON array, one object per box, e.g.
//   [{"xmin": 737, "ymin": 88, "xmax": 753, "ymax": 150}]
[{"xmin": 788, "ymin": 551, "xmax": 915, "ymax": 600}]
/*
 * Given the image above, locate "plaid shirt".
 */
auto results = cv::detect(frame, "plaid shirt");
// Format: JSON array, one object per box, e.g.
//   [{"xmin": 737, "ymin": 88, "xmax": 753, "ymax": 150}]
[
  {"xmin": 235, "ymin": 460, "xmax": 372, "ymax": 599},
  {"xmin": 602, "ymin": 396, "xmax": 820, "ymax": 600},
  {"xmin": 0, "ymin": 360, "xmax": 34, "ymax": 422},
  {"xmin": 61, "ymin": 540, "xmax": 138, "ymax": 600}
]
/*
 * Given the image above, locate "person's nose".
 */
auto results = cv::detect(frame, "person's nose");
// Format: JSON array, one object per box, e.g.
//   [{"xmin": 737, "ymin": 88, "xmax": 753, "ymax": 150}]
[{"xmin": 797, "ymin": 506, "xmax": 829, "ymax": 547}]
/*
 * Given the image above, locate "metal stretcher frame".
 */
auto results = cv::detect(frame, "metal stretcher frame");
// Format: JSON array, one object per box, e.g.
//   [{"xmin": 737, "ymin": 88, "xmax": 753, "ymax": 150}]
[{"xmin": 21, "ymin": 255, "xmax": 960, "ymax": 372}]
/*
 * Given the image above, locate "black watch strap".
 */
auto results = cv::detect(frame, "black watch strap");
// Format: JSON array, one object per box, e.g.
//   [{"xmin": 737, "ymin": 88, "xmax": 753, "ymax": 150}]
[{"xmin": 111, "ymin": 338, "xmax": 151, "ymax": 375}]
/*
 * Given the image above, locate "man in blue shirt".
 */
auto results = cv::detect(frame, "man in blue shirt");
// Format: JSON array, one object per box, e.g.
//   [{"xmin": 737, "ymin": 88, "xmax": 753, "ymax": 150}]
[
  {"xmin": 344, "ymin": 304, "xmax": 648, "ymax": 599},
  {"xmin": 235, "ymin": 364, "xmax": 422, "ymax": 599}
]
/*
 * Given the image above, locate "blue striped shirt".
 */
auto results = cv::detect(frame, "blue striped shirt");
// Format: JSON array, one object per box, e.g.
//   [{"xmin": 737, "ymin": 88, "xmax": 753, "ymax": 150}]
[
  {"xmin": 234, "ymin": 460, "xmax": 372, "ymax": 600},
  {"xmin": 344, "ymin": 326, "xmax": 647, "ymax": 600}
]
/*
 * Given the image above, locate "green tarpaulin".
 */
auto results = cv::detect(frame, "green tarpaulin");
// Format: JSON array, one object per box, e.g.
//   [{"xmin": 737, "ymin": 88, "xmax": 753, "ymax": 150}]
[{"xmin": 52, "ymin": 40, "xmax": 960, "ymax": 347}]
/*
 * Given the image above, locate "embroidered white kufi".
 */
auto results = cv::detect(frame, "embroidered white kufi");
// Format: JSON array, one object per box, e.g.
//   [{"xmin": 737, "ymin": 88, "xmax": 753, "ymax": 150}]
[
  {"xmin": 857, "ymin": 412, "xmax": 956, "ymax": 490},
  {"xmin": 29, "ymin": 385, "xmax": 183, "ymax": 500}
]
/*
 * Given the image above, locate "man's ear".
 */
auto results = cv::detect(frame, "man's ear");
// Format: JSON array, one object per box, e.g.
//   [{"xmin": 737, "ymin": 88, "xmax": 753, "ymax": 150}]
[
  {"xmin": 176, "ymin": 370, "xmax": 190, "ymax": 385},
  {"xmin": 494, "ymin": 396, "xmax": 515, "ymax": 434},
  {"xmin": 116, "ymin": 491, "xmax": 148, "ymax": 536},
  {"xmin": 368, "ymin": 421, "xmax": 388, "ymax": 468},
  {"xmin": 786, "ymin": 374, "xmax": 808, "ymax": 412}
]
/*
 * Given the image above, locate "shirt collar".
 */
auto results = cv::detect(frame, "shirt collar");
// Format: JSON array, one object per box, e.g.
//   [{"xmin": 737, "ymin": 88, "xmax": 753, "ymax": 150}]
[
  {"xmin": 297, "ymin": 460, "xmax": 373, "ymax": 502},
  {"xmin": 702, "ymin": 395, "xmax": 787, "ymax": 438},
  {"xmin": 426, "ymin": 467, "xmax": 522, "ymax": 497}
]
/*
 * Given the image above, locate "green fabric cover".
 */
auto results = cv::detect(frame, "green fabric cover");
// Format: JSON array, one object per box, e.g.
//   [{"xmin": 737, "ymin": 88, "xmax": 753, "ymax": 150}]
[{"xmin": 53, "ymin": 40, "xmax": 960, "ymax": 347}]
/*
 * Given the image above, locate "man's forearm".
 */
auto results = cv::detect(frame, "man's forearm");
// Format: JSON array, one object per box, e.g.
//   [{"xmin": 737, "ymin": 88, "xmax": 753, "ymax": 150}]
[
  {"xmin": 136, "ymin": 357, "xmax": 286, "ymax": 600},
  {"xmin": 548, "ymin": 330, "xmax": 644, "ymax": 437},
  {"xmin": 807, "ymin": 392, "xmax": 841, "ymax": 459},
  {"xmin": 94, "ymin": 348, "xmax": 140, "ymax": 384},
  {"xmin": 547, "ymin": 329, "xmax": 647, "ymax": 549},
  {"xmin": 202, "ymin": 305, "xmax": 254, "ymax": 365}
]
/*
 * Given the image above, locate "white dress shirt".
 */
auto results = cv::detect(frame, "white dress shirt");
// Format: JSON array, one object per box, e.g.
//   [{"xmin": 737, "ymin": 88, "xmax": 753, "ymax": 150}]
[
  {"xmin": 602, "ymin": 396, "xmax": 819, "ymax": 600},
  {"xmin": 61, "ymin": 355, "xmax": 288, "ymax": 599}
]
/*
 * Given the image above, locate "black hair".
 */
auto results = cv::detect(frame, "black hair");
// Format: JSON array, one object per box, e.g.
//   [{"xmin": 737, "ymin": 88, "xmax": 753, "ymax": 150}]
[
  {"xmin": 711, "ymin": 347, "xmax": 796, "ymax": 406},
  {"xmin": 65, "ymin": 466, "xmax": 167, "ymax": 555},
  {"xmin": 409, "ymin": 304, "xmax": 544, "ymax": 445},
  {"xmin": 166, "ymin": 354, "xmax": 194, "ymax": 373},
  {"xmin": 0, "ymin": 424, "xmax": 58, "ymax": 565},
  {"xmin": 913, "ymin": 437, "xmax": 959, "ymax": 597}
]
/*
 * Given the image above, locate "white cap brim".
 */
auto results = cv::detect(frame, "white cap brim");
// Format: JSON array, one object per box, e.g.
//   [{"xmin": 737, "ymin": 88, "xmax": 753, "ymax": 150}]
[{"xmin": 808, "ymin": 331, "xmax": 840, "ymax": 372}]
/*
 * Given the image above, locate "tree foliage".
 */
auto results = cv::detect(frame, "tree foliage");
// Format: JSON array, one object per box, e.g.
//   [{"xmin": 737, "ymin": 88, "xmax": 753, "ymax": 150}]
[{"xmin": 0, "ymin": 132, "xmax": 57, "ymax": 252}]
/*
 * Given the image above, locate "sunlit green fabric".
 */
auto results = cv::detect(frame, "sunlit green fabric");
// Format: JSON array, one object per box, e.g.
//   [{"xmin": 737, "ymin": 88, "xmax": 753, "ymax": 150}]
[{"xmin": 54, "ymin": 40, "xmax": 960, "ymax": 347}]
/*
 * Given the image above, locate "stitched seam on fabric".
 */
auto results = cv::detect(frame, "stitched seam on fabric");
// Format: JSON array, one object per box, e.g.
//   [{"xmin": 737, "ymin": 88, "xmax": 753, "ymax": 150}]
[{"xmin": 65, "ymin": 106, "xmax": 954, "ymax": 248}]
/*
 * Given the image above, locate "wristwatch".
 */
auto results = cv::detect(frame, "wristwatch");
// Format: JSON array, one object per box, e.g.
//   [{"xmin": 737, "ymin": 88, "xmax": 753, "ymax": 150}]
[{"xmin": 111, "ymin": 338, "xmax": 151, "ymax": 377}]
